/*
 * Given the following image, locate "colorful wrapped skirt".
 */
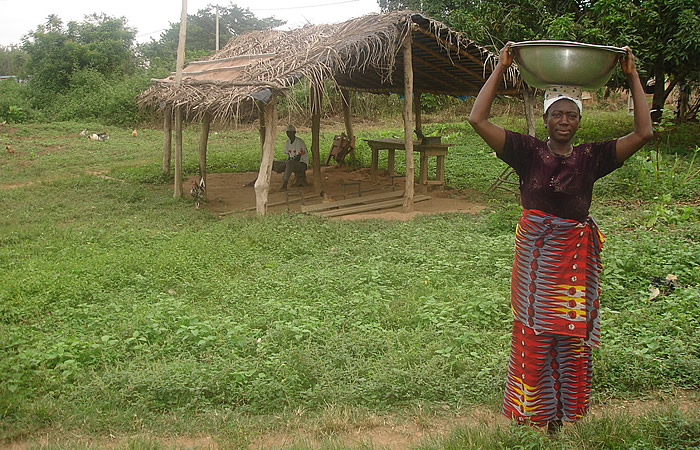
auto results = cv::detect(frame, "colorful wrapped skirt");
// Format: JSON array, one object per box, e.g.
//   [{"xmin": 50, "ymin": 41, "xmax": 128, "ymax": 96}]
[{"xmin": 502, "ymin": 209, "xmax": 604, "ymax": 425}]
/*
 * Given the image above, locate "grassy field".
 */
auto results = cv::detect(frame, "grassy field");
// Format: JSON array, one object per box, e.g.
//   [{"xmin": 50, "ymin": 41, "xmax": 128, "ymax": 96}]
[{"xmin": 0, "ymin": 110, "xmax": 698, "ymax": 449}]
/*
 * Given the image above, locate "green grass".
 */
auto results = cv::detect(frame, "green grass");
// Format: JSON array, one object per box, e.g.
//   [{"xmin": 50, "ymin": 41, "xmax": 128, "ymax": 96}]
[{"xmin": 0, "ymin": 112, "xmax": 698, "ymax": 447}]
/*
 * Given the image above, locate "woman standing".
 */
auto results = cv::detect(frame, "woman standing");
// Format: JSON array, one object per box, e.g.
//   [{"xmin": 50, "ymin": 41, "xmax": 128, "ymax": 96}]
[{"xmin": 468, "ymin": 42, "xmax": 653, "ymax": 432}]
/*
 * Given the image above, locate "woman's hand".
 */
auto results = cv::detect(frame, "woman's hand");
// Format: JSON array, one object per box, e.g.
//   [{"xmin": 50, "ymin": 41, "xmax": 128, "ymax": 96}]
[
  {"xmin": 498, "ymin": 41, "xmax": 515, "ymax": 68},
  {"xmin": 620, "ymin": 46, "xmax": 637, "ymax": 76}
]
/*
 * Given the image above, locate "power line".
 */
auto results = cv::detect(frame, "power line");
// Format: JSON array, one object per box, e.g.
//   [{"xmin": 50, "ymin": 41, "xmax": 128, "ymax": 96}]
[
  {"xmin": 250, "ymin": 0, "xmax": 359, "ymax": 12},
  {"xmin": 136, "ymin": 28, "xmax": 168, "ymax": 38}
]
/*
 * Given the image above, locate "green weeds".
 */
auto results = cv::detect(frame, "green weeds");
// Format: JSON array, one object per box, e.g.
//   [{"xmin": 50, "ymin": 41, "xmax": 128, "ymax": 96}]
[{"xmin": 0, "ymin": 113, "xmax": 698, "ymax": 446}]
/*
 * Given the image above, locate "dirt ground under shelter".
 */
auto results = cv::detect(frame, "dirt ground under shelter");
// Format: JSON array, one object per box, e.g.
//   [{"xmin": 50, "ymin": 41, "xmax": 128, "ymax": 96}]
[{"xmin": 191, "ymin": 165, "xmax": 487, "ymax": 220}]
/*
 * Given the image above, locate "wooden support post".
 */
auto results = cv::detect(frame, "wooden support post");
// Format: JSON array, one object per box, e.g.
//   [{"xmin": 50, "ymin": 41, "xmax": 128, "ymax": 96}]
[
  {"xmin": 341, "ymin": 88, "xmax": 355, "ymax": 156},
  {"xmin": 436, "ymin": 154, "xmax": 445, "ymax": 184},
  {"xmin": 414, "ymin": 92, "xmax": 422, "ymax": 139},
  {"xmin": 419, "ymin": 151, "xmax": 428, "ymax": 188},
  {"xmin": 198, "ymin": 112, "xmax": 211, "ymax": 197},
  {"xmin": 172, "ymin": 0, "xmax": 187, "ymax": 199},
  {"xmin": 162, "ymin": 107, "xmax": 172, "ymax": 174},
  {"xmin": 522, "ymin": 86, "xmax": 537, "ymax": 137},
  {"xmin": 174, "ymin": 106, "xmax": 184, "ymax": 198},
  {"xmin": 254, "ymin": 96, "xmax": 277, "ymax": 215},
  {"xmin": 387, "ymin": 148, "xmax": 395, "ymax": 177},
  {"xmin": 258, "ymin": 102, "xmax": 266, "ymax": 157},
  {"xmin": 402, "ymin": 28, "xmax": 415, "ymax": 211},
  {"xmin": 310, "ymin": 82, "xmax": 322, "ymax": 194}
]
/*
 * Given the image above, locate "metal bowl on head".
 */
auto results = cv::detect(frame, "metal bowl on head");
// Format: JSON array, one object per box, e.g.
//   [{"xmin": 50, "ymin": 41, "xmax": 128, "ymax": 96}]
[{"xmin": 510, "ymin": 40, "xmax": 627, "ymax": 89}]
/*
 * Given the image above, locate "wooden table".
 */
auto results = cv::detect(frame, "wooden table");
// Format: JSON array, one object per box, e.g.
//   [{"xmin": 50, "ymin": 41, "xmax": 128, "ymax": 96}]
[{"xmin": 364, "ymin": 138, "xmax": 452, "ymax": 192}]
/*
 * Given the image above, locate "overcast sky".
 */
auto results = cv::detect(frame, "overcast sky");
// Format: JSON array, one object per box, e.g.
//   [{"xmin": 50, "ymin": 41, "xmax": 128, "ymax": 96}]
[{"xmin": 0, "ymin": 0, "xmax": 382, "ymax": 46}]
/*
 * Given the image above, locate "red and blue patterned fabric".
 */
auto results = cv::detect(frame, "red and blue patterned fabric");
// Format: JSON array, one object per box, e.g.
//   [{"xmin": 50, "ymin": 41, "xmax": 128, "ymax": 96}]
[
  {"xmin": 503, "ymin": 208, "xmax": 605, "ymax": 424},
  {"xmin": 503, "ymin": 320, "xmax": 593, "ymax": 425}
]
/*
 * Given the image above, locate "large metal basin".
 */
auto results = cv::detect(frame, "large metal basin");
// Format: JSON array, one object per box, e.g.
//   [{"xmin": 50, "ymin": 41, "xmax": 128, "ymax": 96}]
[{"xmin": 511, "ymin": 40, "xmax": 626, "ymax": 89}]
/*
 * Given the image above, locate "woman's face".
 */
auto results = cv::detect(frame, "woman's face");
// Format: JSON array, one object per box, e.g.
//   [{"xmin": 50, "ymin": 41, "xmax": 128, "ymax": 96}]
[{"xmin": 544, "ymin": 99, "xmax": 581, "ymax": 143}]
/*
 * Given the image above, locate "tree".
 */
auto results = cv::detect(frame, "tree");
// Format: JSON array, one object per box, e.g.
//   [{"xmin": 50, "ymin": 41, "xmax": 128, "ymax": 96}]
[
  {"xmin": 0, "ymin": 45, "xmax": 27, "ymax": 76},
  {"xmin": 590, "ymin": 0, "xmax": 700, "ymax": 121},
  {"xmin": 21, "ymin": 14, "xmax": 138, "ymax": 97},
  {"xmin": 380, "ymin": 0, "xmax": 700, "ymax": 122},
  {"xmin": 138, "ymin": 2, "xmax": 284, "ymax": 73}
]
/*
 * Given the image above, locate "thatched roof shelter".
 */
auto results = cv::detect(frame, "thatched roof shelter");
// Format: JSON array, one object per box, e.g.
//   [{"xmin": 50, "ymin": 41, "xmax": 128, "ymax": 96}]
[{"xmin": 138, "ymin": 11, "xmax": 520, "ymax": 214}]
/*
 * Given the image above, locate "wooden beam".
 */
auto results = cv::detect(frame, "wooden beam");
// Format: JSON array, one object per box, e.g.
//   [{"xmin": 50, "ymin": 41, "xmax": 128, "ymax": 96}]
[
  {"xmin": 337, "ymin": 84, "xmax": 520, "ymax": 96},
  {"xmin": 402, "ymin": 29, "xmax": 415, "ymax": 211},
  {"xmin": 411, "ymin": 66, "xmax": 456, "ymax": 92},
  {"xmin": 414, "ymin": 26, "xmax": 485, "ymax": 67},
  {"xmin": 310, "ymin": 82, "xmax": 322, "ymax": 194},
  {"xmin": 413, "ymin": 53, "xmax": 476, "ymax": 90},
  {"xmin": 162, "ymin": 106, "xmax": 172, "ymax": 174},
  {"xmin": 198, "ymin": 112, "xmax": 211, "ymax": 198},
  {"xmin": 174, "ymin": 106, "xmax": 183, "ymax": 198},
  {"xmin": 303, "ymin": 190, "xmax": 405, "ymax": 213},
  {"xmin": 254, "ymin": 96, "xmax": 277, "ymax": 215},
  {"xmin": 412, "ymin": 39, "xmax": 484, "ymax": 86},
  {"xmin": 319, "ymin": 195, "xmax": 431, "ymax": 217}
]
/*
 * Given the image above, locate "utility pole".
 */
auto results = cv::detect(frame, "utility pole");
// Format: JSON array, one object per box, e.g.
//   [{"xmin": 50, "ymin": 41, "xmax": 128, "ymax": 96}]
[
  {"xmin": 174, "ymin": 0, "xmax": 187, "ymax": 198},
  {"xmin": 215, "ymin": 5, "xmax": 220, "ymax": 52},
  {"xmin": 175, "ymin": 0, "xmax": 188, "ymax": 86}
]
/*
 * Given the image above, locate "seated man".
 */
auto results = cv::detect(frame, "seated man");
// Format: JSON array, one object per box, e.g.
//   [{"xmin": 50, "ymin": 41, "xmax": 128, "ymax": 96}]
[{"xmin": 273, "ymin": 124, "xmax": 309, "ymax": 190}]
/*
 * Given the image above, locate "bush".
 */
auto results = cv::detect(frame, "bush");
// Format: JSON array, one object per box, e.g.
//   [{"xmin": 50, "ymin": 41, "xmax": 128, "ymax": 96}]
[
  {"xmin": 41, "ymin": 68, "xmax": 151, "ymax": 126},
  {"xmin": 0, "ymin": 79, "xmax": 35, "ymax": 123}
]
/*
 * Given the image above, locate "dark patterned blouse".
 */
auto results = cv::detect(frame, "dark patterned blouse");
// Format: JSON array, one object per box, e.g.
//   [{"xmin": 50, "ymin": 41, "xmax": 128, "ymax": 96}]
[{"xmin": 500, "ymin": 130, "xmax": 621, "ymax": 222}]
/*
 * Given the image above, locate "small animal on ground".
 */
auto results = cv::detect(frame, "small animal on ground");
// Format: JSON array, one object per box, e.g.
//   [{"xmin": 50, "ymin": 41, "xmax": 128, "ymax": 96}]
[
  {"xmin": 79, "ymin": 129, "xmax": 87, "ymax": 136},
  {"xmin": 6, "ymin": 144, "xmax": 15, "ymax": 154},
  {"xmin": 190, "ymin": 177, "xmax": 206, "ymax": 208},
  {"xmin": 89, "ymin": 133, "xmax": 109, "ymax": 141},
  {"xmin": 320, "ymin": 191, "xmax": 337, "ymax": 203},
  {"xmin": 131, "ymin": 129, "xmax": 138, "ymax": 137}
]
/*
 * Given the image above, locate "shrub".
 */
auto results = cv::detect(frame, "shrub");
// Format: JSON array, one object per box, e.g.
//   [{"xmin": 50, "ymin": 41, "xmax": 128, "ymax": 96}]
[
  {"xmin": 41, "ymin": 69, "xmax": 151, "ymax": 125},
  {"xmin": 0, "ymin": 79, "xmax": 35, "ymax": 123}
]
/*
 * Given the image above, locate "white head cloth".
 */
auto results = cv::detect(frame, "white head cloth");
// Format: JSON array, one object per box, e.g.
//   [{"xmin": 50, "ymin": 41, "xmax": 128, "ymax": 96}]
[{"xmin": 544, "ymin": 85, "xmax": 583, "ymax": 114}]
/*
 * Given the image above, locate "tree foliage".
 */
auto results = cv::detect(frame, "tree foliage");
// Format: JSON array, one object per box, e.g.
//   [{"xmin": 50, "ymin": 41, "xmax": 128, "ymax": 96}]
[
  {"xmin": 381, "ymin": 1, "xmax": 699, "ymax": 120},
  {"xmin": 21, "ymin": 14, "xmax": 138, "ymax": 98},
  {"xmin": 7, "ymin": 4, "xmax": 284, "ymax": 124},
  {"xmin": 138, "ymin": 2, "xmax": 284, "ymax": 74},
  {"xmin": 0, "ymin": 45, "xmax": 26, "ymax": 76},
  {"xmin": 589, "ymin": 0, "xmax": 700, "ymax": 119}
]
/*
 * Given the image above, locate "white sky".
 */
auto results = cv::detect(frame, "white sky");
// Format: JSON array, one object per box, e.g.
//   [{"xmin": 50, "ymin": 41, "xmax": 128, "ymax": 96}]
[{"xmin": 0, "ymin": 0, "xmax": 382, "ymax": 46}]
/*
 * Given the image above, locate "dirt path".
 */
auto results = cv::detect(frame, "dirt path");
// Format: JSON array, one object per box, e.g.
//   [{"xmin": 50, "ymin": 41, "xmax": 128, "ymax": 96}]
[
  {"xmin": 250, "ymin": 393, "xmax": 699, "ymax": 449},
  {"xmin": 5, "ymin": 393, "xmax": 697, "ymax": 449},
  {"xmin": 194, "ymin": 165, "xmax": 486, "ymax": 219}
]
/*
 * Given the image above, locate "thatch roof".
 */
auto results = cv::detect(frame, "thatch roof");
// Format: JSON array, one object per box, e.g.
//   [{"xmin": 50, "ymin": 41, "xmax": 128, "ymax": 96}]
[{"xmin": 138, "ymin": 11, "xmax": 519, "ymax": 123}]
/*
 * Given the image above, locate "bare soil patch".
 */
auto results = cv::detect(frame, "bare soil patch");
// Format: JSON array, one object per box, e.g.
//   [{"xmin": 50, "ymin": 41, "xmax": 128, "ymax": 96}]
[
  {"xmin": 192, "ymin": 165, "xmax": 486, "ymax": 220},
  {"xmin": 4, "ymin": 394, "xmax": 696, "ymax": 449}
]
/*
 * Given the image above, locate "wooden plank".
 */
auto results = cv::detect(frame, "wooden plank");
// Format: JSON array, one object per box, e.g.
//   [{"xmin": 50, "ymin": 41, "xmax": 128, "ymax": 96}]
[
  {"xmin": 319, "ymin": 195, "xmax": 431, "ymax": 218},
  {"xmin": 302, "ymin": 190, "xmax": 404, "ymax": 213}
]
